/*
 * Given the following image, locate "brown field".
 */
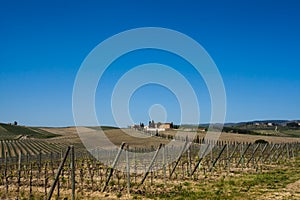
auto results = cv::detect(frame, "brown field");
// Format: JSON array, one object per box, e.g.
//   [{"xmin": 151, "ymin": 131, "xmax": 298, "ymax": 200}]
[
  {"xmin": 42, "ymin": 127, "xmax": 170, "ymax": 148},
  {"xmin": 41, "ymin": 127, "xmax": 300, "ymax": 148}
]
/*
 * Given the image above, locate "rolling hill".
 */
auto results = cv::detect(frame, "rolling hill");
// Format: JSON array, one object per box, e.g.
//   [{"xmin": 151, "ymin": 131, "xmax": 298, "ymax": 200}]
[{"xmin": 0, "ymin": 123, "xmax": 58, "ymax": 139}]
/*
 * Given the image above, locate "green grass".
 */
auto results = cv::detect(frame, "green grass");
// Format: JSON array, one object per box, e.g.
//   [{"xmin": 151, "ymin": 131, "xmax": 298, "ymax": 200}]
[
  {"xmin": 0, "ymin": 123, "xmax": 58, "ymax": 139},
  {"xmin": 223, "ymin": 125, "xmax": 300, "ymax": 138},
  {"xmin": 278, "ymin": 129, "xmax": 300, "ymax": 137},
  {"xmin": 251, "ymin": 129, "xmax": 300, "ymax": 138},
  {"xmin": 141, "ymin": 158, "xmax": 300, "ymax": 200}
]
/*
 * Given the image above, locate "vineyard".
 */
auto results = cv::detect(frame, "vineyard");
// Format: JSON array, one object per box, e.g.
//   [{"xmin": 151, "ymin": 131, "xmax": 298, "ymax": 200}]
[
  {"xmin": 0, "ymin": 139, "xmax": 67, "ymax": 159},
  {"xmin": 0, "ymin": 128, "xmax": 300, "ymax": 199}
]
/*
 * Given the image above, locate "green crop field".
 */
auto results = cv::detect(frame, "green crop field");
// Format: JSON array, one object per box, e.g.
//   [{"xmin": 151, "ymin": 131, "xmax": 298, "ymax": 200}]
[{"xmin": 0, "ymin": 123, "xmax": 58, "ymax": 139}]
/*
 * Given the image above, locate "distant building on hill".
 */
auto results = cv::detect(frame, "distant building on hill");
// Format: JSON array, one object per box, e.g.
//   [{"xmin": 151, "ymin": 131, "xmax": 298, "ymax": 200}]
[
  {"xmin": 131, "ymin": 120, "xmax": 173, "ymax": 132},
  {"xmin": 158, "ymin": 123, "xmax": 172, "ymax": 129}
]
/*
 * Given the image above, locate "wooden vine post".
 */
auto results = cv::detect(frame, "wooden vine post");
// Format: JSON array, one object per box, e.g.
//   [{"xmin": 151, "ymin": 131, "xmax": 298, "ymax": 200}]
[
  {"xmin": 47, "ymin": 146, "xmax": 71, "ymax": 200},
  {"xmin": 102, "ymin": 142, "xmax": 126, "ymax": 192},
  {"xmin": 71, "ymin": 145, "xmax": 75, "ymax": 200},
  {"xmin": 140, "ymin": 144, "xmax": 163, "ymax": 185}
]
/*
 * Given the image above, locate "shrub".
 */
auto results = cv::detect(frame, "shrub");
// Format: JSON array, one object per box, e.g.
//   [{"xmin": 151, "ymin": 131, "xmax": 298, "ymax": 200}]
[{"xmin": 254, "ymin": 139, "xmax": 269, "ymax": 144}]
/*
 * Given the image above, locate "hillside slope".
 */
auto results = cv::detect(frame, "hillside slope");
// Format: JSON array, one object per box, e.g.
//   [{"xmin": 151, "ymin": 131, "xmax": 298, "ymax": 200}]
[{"xmin": 0, "ymin": 123, "xmax": 58, "ymax": 139}]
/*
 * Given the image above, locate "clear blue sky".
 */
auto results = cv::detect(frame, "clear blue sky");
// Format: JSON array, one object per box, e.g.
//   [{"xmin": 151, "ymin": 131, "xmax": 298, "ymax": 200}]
[{"xmin": 0, "ymin": 0, "xmax": 299, "ymax": 126}]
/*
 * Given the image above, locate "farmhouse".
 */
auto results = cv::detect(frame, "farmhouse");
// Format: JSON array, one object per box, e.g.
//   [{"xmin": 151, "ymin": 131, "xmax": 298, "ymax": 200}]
[
  {"xmin": 145, "ymin": 122, "xmax": 173, "ymax": 131},
  {"xmin": 158, "ymin": 123, "xmax": 172, "ymax": 129},
  {"xmin": 131, "ymin": 121, "xmax": 173, "ymax": 132}
]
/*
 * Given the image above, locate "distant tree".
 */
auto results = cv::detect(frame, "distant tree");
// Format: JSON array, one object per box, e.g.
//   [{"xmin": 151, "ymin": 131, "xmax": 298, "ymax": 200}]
[
  {"xmin": 149, "ymin": 120, "xmax": 155, "ymax": 128},
  {"xmin": 14, "ymin": 121, "xmax": 18, "ymax": 126},
  {"xmin": 157, "ymin": 122, "xmax": 162, "ymax": 128},
  {"xmin": 286, "ymin": 122, "xmax": 299, "ymax": 128},
  {"xmin": 254, "ymin": 139, "xmax": 268, "ymax": 144},
  {"xmin": 140, "ymin": 123, "xmax": 144, "ymax": 129},
  {"xmin": 170, "ymin": 122, "xmax": 174, "ymax": 129},
  {"xmin": 173, "ymin": 124, "xmax": 180, "ymax": 129}
]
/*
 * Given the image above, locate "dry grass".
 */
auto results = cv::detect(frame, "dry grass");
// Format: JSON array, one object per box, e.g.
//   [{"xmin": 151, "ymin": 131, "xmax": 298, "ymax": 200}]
[
  {"xmin": 42, "ymin": 128, "xmax": 169, "ymax": 149},
  {"xmin": 38, "ymin": 128, "xmax": 300, "ymax": 154},
  {"xmin": 163, "ymin": 130, "xmax": 300, "ymax": 143}
]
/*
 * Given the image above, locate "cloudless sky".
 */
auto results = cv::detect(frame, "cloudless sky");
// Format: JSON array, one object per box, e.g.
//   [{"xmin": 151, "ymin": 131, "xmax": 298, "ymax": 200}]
[{"xmin": 0, "ymin": 0, "xmax": 299, "ymax": 126}]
